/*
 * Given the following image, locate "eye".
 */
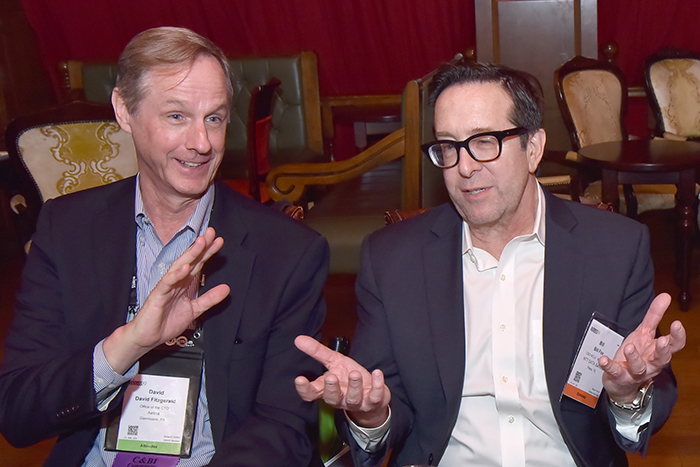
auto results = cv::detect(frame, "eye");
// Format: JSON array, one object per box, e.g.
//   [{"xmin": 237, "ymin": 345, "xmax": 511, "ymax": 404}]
[
  {"xmin": 473, "ymin": 136, "xmax": 498, "ymax": 147},
  {"xmin": 168, "ymin": 113, "xmax": 184, "ymax": 121},
  {"xmin": 206, "ymin": 113, "xmax": 228, "ymax": 126}
]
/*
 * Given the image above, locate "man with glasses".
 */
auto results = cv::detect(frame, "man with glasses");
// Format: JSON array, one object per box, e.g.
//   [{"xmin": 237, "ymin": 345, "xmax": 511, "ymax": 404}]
[{"xmin": 295, "ymin": 61, "xmax": 685, "ymax": 466}]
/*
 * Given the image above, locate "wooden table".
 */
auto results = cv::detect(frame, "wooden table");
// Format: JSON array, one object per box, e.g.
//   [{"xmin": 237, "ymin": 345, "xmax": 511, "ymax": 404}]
[{"xmin": 577, "ymin": 139, "xmax": 700, "ymax": 311}]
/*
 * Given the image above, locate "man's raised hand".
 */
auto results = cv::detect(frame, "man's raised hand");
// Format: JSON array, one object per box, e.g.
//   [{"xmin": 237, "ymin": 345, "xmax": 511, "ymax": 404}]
[
  {"xmin": 600, "ymin": 292, "xmax": 686, "ymax": 403},
  {"xmin": 295, "ymin": 335, "xmax": 390, "ymax": 428}
]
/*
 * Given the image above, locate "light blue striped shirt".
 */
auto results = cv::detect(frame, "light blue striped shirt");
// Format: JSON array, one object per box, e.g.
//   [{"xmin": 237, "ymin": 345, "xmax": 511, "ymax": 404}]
[{"xmin": 84, "ymin": 175, "xmax": 216, "ymax": 466}]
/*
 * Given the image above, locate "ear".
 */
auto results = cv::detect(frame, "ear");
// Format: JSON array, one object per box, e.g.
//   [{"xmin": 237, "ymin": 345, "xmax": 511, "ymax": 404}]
[
  {"xmin": 111, "ymin": 88, "xmax": 133, "ymax": 134},
  {"xmin": 527, "ymin": 128, "xmax": 546, "ymax": 174}
]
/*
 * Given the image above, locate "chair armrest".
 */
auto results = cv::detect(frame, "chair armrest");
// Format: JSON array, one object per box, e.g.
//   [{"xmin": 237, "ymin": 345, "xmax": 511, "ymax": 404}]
[
  {"xmin": 384, "ymin": 208, "xmax": 430, "ymax": 224},
  {"xmin": 266, "ymin": 127, "xmax": 405, "ymax": 203}
]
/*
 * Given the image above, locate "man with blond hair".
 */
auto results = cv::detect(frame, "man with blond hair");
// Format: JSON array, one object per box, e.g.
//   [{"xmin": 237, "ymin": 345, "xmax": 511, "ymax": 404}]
[{"xmin": 0, "ymin": 27, "xmax": 328, "ymax": 466}]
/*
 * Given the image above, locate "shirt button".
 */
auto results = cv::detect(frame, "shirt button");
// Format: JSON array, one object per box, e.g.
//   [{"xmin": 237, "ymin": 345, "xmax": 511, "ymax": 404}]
[
  {"xmin": 502, "ymin": 376, "xmax": 508, "ymax": 383},
  {"xmin": 508, "ymin": 416, "xmax": 515, "ymax": 423},
  {"xmin": 500, "ymin": 274, "xmax": 506, "ymax": 281},
  {"xmin": 499, "ymin": 324, "xmax": 506, "ymax": 331},
  {"xmin": 158, "ymin": 263, "xmax": 166, "ymax": 271}
]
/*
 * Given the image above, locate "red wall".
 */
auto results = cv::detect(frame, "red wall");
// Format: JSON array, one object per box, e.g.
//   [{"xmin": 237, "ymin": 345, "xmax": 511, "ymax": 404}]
[{"xmin": 20, "ymin": 0, "xmax": 700, "ymax": 137}]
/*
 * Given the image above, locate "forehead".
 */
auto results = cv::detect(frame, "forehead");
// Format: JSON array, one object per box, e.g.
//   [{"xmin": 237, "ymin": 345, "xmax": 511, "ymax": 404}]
[
  {"xmin": 141, "ymin": 56, "xmax": 229, "ymax": 102},
  {"xmin": 434, "ymin": 81, "xmax": 514, "ymax": 133}
]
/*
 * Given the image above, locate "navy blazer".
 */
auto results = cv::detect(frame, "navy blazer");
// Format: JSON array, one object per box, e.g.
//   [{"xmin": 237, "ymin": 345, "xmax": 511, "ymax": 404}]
[
  {"xmin": 341, "ymin": 190, "xmax": 677, "ymax": 467},
  {"xmin": 0, "ymin": 177, "xmax": 329, "ymax": 467}
]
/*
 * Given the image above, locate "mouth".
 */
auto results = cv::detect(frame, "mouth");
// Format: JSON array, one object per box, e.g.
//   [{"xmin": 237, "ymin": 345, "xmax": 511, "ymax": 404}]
[
  {"xmin": 178, "ymin": 159, "xmax": 206, "ymax": 168},
  {"xmin": 465, "ymin": 187, "xmax": 487, "ymax": 195}
]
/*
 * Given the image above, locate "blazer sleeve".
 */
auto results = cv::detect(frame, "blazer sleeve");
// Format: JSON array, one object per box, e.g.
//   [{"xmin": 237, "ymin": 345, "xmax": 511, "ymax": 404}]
[
  {"xmin": 335, "ymin": 237, "xmax": 414, "ymax": 467},
  {"xmin": 209, "ymin": 234, "xmax": 329, "ymax": 467},
  {"xmin": 0, "ymin": 199, "xmax": 109, "ymax": 447},
  {"xmin": 602, "ymin": 223, "xmax": 677, "ymax": 455}
]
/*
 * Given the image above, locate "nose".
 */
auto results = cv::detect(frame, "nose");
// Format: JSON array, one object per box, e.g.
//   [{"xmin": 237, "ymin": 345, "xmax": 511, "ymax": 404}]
[
  {"xmin": 456, "ymin": 147, "xmax": 482, "ymax": 178},
  {"xmin": 186, "ymin": 120, "xmax": 213, "ymax": 155}
]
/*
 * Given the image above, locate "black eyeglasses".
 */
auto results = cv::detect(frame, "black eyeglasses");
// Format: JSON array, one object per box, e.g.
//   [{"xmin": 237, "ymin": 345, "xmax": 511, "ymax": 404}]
[{"xmin": 422, "ymin": 127, "xmax": 528, "ymax": 168}]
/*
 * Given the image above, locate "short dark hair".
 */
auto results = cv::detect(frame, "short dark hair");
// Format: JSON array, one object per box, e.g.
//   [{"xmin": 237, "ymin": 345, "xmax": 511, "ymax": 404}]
[
  {"xmin": 115, "ymin": 27, "xmax": 234, "ymax": 115},
  {"xmin": 428, "ymin": 61, "xmax": 544, "ymax": 147}
]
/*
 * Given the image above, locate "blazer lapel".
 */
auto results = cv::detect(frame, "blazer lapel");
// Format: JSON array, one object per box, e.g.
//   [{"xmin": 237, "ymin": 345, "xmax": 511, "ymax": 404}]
[
  {"xmin": 542, "ymin": 192, "xmax": 586, "ymax": 404},
  {"xmin": 92, "ymin": 178, "xmax": 137, "ymax": 337},
  {"xmin": 200, "ymin": 187, "xmax": 255, "ymax": 446},
  {"xmin": 423, "ymin": 205, "xmax": 465, "ymax": 415}
]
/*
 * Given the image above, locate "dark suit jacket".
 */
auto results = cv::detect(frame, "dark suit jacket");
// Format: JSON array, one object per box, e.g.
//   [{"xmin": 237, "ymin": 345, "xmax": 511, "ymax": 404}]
[
  {"xmin": 0, "ymin": 177, "xmax": 329, "ymax": 467},
  {"xmin": 341, "ymin": 190, "xmax": 677, "ymax": 467}
]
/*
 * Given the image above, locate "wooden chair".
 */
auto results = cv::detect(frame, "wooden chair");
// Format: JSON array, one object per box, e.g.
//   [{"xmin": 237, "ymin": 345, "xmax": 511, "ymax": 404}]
[
  {"xmin": 644, "ymin": 46, "xmax": 700, "ymax": 141},
  {"xmin": 223, "ymin": 77, "xmax": 281, "ymax": 202},
  {"xmin": 265, "ymin": 55, "xmax": 462, "ymax": 273},
  {"xmin": 5, "ymin": 100, "xmax": 138, "ymax": 250},
  {"xmin": 555, "ymin": 55, "xmax": 676, "ymax": 217}
]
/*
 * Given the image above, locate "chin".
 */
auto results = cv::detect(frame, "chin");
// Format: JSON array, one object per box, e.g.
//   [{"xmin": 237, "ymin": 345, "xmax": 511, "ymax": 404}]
[{"xmin": 175, "ymin": 180, "xmax": 214, "ymax": 198}]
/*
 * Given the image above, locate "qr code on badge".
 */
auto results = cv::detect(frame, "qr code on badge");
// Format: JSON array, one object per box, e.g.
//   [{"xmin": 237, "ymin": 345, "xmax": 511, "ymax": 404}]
[
  {"xmin": 127, "ymin": 425, "xmax": 139, "ymax": 436},
  {"xmin": 574, "ymin": 371, "xmax": 582, "ymax": 383}
]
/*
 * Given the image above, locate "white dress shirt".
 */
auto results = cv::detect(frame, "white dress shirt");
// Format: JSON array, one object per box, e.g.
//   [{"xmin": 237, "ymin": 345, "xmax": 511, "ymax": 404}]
[{"xmin": 440, "ymin": 186, "xmax": 576, "ymax": 466}]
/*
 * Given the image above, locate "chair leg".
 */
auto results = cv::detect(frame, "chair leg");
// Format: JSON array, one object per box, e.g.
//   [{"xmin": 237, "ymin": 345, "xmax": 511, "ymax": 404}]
[{"xmin": 623, "ymin": 184, "xmax": 638, "ymax": 218}]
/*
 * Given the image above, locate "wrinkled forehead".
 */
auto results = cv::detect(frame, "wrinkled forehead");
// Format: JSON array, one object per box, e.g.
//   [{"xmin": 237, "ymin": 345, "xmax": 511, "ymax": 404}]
[
  {"xmin": 140, "ymin": 57, "xmax": 232, "ymax": 104},
  {"xmin": 435, "ymin": 82, "xmax": 516, "ymax": 129}
]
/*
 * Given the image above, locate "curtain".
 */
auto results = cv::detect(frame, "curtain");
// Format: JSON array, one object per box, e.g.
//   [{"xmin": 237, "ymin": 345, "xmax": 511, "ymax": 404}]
[
  {"xmin": 20, "ymin": 0, "xmax": 475, "ymax": 97},
  {"xmin": 599, "ymin": 0, "xmax": 700, "ymax": 86},
  {"xmin": 19, "ymin": 0, "xmax": 700, "ymax": 139},
  {"xmin": 21, "ymin": 0, "xmax": 700, "ymax": 94}
]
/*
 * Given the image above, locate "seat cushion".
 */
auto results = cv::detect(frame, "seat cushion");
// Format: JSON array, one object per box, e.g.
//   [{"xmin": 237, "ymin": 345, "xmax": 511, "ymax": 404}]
[{"xmin": 304, "ymin": 161, "xmax": 403, "ymax": 273}]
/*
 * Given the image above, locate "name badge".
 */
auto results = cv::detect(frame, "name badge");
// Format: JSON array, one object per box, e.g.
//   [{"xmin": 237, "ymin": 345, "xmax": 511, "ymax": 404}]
[
  {"xmin": 562, "ymin": 316, "xmax": 624, "ymax": 408},
  {"xmin": 106, "ymin": 341, "xmax": 204, "ymax": 457},
  {"xmin": 115, "ymin": 374, "xmax": 190, "ymax": 454}
]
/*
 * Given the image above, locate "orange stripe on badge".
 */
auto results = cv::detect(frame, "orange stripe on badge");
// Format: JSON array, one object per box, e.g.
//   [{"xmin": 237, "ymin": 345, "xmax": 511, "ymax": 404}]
[{"xmin": 563, "ymin": 383, "xmax": 599, "ymax": 409}]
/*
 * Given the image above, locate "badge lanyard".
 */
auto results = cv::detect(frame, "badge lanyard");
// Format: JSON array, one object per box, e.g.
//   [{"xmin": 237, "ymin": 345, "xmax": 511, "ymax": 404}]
[{"xmin": 105, "ymin": 272, "xmax": 204, "ymax": 458}]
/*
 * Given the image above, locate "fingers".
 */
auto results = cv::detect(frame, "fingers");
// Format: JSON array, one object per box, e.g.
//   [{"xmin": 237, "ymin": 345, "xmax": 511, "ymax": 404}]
[
  {"xmin": 295, "ymin": 375, "xmax": 323, "ymax": 402},
  {"xmin": 323, "ymin": 372, "xmax": 344, "ymax": 407},
  {"xmin": 294, "ymin": 335, "xmax": 338, "ymax": 368},
  {"xmin": 668, "ymin": 320, "xmax": 687, "ymax": 353},
  {"xmin": 622, "ymin": 343, "xmax": 647, "ymax": 378},
  {"xmin": 638, "ymin": 292, "xmax": 672, "ymax": 332},
  {"xmin": 599, "ymin": 355, "xmax": 621, "ymax": 378},
  {"xmin": 192, "ymin": 283, "xmax": 230, "ymax": 317},
  {"xmin": 344, "ymin": 371, "xmax": 364, "ymax": 410},
  {"xmin": 368, "ymin": 369, "xmax": 387, "ymax": 405},
  {"xmin": 184, "ymin": 229, "xmax": 224, "ymax": 276}
]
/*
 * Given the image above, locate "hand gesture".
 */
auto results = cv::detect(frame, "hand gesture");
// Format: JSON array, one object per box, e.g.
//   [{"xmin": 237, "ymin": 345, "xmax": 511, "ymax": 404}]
[
  {"xmin": 294, "ymin": 335, "xmax": 391, "ymax": 428},
  {"xmin": 600, "ymin": 292, "xmax": 686, "ymax": 402},
  {"xmin": 104, "ymin": 227, "xmax": 231, "ymax": 373}
]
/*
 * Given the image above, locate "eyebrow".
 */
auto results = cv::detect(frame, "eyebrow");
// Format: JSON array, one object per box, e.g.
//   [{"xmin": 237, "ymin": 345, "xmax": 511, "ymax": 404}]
[
  {"xmin": 435, "ymin": 126, "xmax": 493, "ymax": 139},
  {"xmin": 161, "ymin": 99, "xmax": 229, "ymax": 115}
]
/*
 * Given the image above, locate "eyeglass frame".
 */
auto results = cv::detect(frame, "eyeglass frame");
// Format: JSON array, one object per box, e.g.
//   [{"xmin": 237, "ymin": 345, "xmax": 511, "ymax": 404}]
[{"xmin": 422, "ymin": 127, "xmax": 529, "ymax": 169}]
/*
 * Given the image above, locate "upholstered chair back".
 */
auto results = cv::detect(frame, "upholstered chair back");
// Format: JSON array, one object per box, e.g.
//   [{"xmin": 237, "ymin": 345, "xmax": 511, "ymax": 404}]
[
  {"xmin": 645, "ymin": 48, "xmax": 700, "ymax": 140},
  {"xmin": 5, "ymin": 101, "xmax": 137, "ymax": 251},
  {"xmin": 554, "ymin": 56, "xmax": 628, "ymax": 151},
  {"xmin": 560, "ymin": 69, "xmax": 625, "ymax": 148},
  {"xmin": 14, "ymin": 120, "xmax": 136, "ymax": 204},
  {"xmin": 7, "ymin": 101, "xmax": 137, "ymax": 209},
  {"xmin": 555, "ymin": 55, "xmax": 680, "ymax": 217}
]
